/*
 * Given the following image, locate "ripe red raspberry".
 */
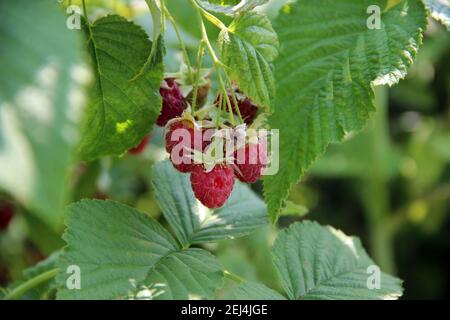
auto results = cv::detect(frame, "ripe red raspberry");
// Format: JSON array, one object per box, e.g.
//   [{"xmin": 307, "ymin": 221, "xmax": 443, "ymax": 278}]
[
  {"xmin": 165, "ymin": 121, "xmax": 212, "ymax": 173},
  {"xmin": 0, "ymin": 202, "xmax": 14, "ymax": 231},
  {"xmin": 190, "ymin": 165, "xmax": 235, "ymax": 208},
  {"xmin": 129, "ymin": 135, "xmax": 151, "ymax": 155},
  {"xmin": 233, "ymin": 142, "xmax": 268, "ymax": 183},
  {"xmin": 216, "ymin": 93, "xmax": 258, "ymax": 125},
  {"xmin": 156, "ymin": 78, "xmax": 187, "ymax": 127}
]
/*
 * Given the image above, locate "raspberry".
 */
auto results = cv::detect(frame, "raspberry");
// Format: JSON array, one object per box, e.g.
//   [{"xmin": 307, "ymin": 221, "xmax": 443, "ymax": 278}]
[
  {"xmin": 216, "ymin": 92, "xmax": 258, "ymax": 125},
  {"xmin": 0, "ymin": 202, "xmax": 14, "ymax": 231},
  {"xmin": 129, "ymin": 135, "xmax": 151, "ymax": 155},
  {"xmin": 166, "ymin": 121, "xmax": 194, "ymax": 153},
  {"xmin": 233, "ymin": 142, "xmax": 268, "ymax": 183},
  {"xmin": 190, "ymin": 165, "xmax": 235, "ymax": 208},
  {"xmin": 165, "ymin": 121, "xmax": 212, "ymax": 173},
  {"xmin": 156, "ymin": 78, "xmax": 187, "ymax": 127}
]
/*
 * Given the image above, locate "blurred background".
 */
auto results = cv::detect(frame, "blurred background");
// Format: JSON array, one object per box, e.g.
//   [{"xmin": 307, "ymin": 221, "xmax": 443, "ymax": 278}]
[{"xmin": 0, "ymin": 0, "xmax": 449, "ymax": 299}]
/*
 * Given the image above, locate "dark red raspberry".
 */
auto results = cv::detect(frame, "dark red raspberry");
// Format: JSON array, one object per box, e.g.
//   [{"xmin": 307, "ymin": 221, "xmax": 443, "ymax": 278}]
[
  {"xmin": 190, "ymin": 165, "xmax": 235, "ymax": 208},
  {"xmin": 156, "ymin": 78, "xmax": 187, "ymax": 127},
  {"xmin": 165, "ymin": 121, "xmax": 212, "ymax": 173},
  {"xmin": 233, "ymin": 142, "xmax": 268, "ymax": 183},
  {"xmin": 0, "ymin": 202, "xmax": 14, "ymax": 231},
  {"xmin": 129, "ymin": 135, "xmax": 151, "ymax": 155},
  {"xmin": 216, "ymin": 93, "xmax": 258, "ymax": 125}
]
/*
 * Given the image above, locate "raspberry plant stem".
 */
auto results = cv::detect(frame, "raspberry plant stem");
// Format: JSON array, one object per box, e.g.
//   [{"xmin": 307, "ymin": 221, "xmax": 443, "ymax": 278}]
[
  {"xmin": 195, "ymin": 11, "xmax": 235, "ymax": 126},
  {"xmin": 163, "ymin": 6, "xmax": 194, "ymax": 81},
  {"xmin": 218, "ymin": 72, "xmax": 236, "ymax": 126},
  {"xmin": 160, "ymin": 0, "xmax": 166, "ymax": 33},
  {"xmin": 190, "ymin": 40, "xmax": 205, "ymax": 114},
  {"xmin": 224, "ymin": 75, "xmax": 244, "ymax": 124},
  {"xmin": 4, "ymin": 268, "xmax": 59, "ymax": 300},
  {"xmin": 189, "ymin": 0, "xmax": 226, "ymax": 30}
]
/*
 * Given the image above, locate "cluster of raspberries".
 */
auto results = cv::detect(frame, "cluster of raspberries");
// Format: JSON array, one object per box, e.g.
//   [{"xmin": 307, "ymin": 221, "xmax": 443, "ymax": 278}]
[{"xmin": 154, "ymin": 77, "xmax": 268, "ymax": 209}]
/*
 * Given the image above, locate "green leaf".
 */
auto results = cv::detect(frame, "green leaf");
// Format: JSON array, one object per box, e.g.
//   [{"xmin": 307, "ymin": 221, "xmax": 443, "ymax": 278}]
[
  {"xmin": 142, "ymin": 248, "xmax": 224, "ymax": 299},
  {"xmin": 195, "ymin": 0, "xmax": 270, "ymax": 16},
  {"xmin": 218, "ymin": 11, "xmax": 278, "ymax": 110},
  {"xmin": 56, "ymin": 200, "xmax": 223, "ymax": 299},
  {"xmin": 424, "ymin": 0, "xmax": 450, "ymax": 29},
  {"xmin": 0, "ymin": 0, "xmax": 87, "ymax": 229},
  {"xmin": 264, "ymin": 0, "xmax": 427, "ymax": 222},
  {"xmin": 131, "ymin": 1, "xmax": 166, "ymax": 81},
  {"xmin": 151, "ymin": 160, "xmax": 268, "ymax": 246},
  {"xmin": 78, "ymin": 15, "xmax": 164, "ymax": 161},
  {"xmin": 272, "ymin": 221, "xmax": 403, "ymax": 300},
  {"xmin": 226, "ymin": 282, "xmax": 287, "ymax": 300}
]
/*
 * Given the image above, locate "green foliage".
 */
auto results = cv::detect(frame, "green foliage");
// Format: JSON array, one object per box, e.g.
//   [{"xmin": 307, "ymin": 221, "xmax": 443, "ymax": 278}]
[
  {"xmin": 143, "ymin": 248, "xmax": 224, "ymax": 299},
  {"xmin": 78, "ymin": 15, "xmax": 163, "ymax": 161},
  {"xmin": 1, "ymin": 0, "xmax": 444, "ymax": 301},
  {"xmin": 273, "ymin": 221, "xmax": 403, "ymax": 299},
  {"xmin": 264, "ymin": 0, "xmax": 427, "ymax": 222},
  {"xmin": 227, "ymin": 282, "xmax": 287, "ymax": 299},
  {"xmin": 0, "ymin": 0, "xmax": 86, "ymax": 229},
  {"xmin": 195, "ymin": 0, "xmax": 270, "ymax": 16},
  {"xmin": 218, "ymin": 11, "xmax": 278, "ymax": 110},
  {"xmin": 56, "ymin": 200, "xmax": 224, "ymax": 299},
  {"xmin": 229, "ymin": 221, "xmax": 403, "ymax": 300},
  {"xmin": 152, "ymin": 161, "xmax": 268, "ymax": 246}
]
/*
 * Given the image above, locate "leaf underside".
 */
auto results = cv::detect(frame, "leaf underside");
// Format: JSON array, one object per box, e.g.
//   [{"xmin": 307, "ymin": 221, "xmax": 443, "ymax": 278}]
[
  {"xmin": 227, "ymin": 221, "xmax": 403, "ymax": 300},
  {"xmin": 272, "ymin": 221, "xmax": 403, "ymax": 300}
]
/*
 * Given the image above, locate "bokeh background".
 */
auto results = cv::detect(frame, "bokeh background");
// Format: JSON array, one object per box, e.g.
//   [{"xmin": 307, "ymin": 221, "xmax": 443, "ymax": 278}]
[{"xmin": 1, "ymin": 0, "xmax": 449, "ymax": 299}]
